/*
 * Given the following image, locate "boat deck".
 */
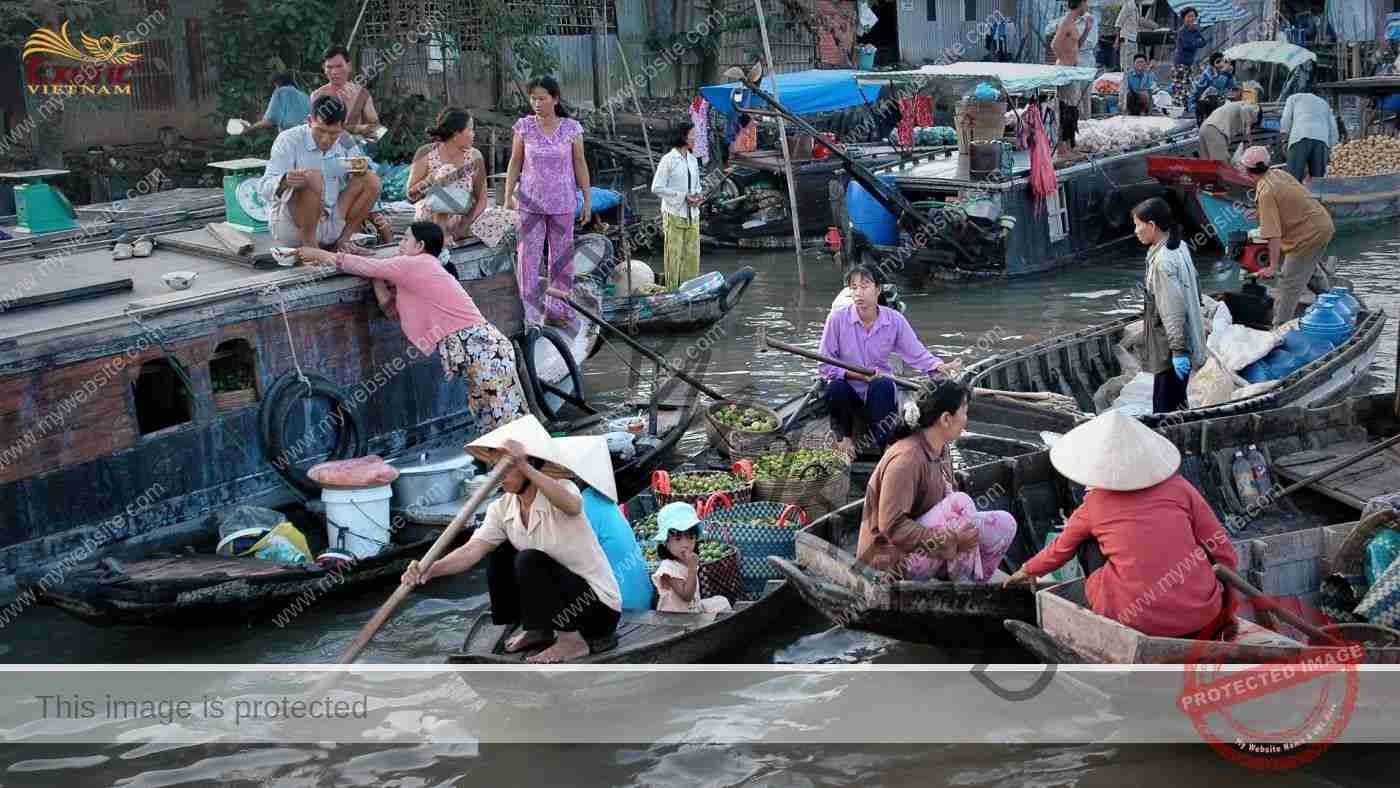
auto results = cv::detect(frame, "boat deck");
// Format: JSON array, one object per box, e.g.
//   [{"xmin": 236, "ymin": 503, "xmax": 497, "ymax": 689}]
[{"xmin": 1271, "ymin": 438, "xmax": 1400, "ymax": 511}]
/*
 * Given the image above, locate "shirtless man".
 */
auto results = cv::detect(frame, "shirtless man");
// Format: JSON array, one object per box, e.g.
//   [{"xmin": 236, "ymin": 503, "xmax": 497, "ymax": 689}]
[{"xmin": 1052, "ymin": 0, "xmax": 1090, "ymax": 158}]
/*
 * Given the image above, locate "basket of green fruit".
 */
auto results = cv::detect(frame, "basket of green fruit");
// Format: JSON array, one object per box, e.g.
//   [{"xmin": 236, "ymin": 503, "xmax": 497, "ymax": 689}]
[
  {"xmin": 750, "ymin": 448, "xmax": 851, "ymax": 520},
  {"xmin": 650, "ymin": 462, "xmax": 755, "ymax": 510},
  {"xmin": 698, "ymin": 498, "xmax": 808, "ymax": 596},
  {"xmin": 705, "ymin": 401, "xmax": 783, "ymax": 458},
  {"xmin": 641, "ymin": 541, "xmax": 743, "ymax": 606}
]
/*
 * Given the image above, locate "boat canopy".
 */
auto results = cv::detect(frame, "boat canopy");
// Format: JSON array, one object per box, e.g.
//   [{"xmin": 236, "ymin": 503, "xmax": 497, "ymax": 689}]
[
  {"xmin": 1163, "ymin": 0, "xmax": 1250, "ymax": 28},
  {"xmin": 699, "ymin": 69, "xmax": 882, "ymax": 117},
  {"xmin": 858, "ymin": 62, "xmax": 1097, "ymax": 97},
  {"xmin": 1224, "ymin": 41, "xmax": 1318, "ymax": 70}
]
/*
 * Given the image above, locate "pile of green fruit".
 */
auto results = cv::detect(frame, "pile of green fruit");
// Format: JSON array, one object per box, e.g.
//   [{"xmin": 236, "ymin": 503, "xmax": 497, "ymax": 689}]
[
  {"xmin": 753, "ymin": 449, "xmax": 846, "ymax": 480},
  {"xmin": 642, "ymin": 542, "xmax": 735, "ymax": 566},
  {"xmin": 668, "ymin": 472, "xmax": 744, "ymax": 496},
  {"xmin": 633, "ymin": 512, "xmax": 659, "ymax": 541},
  {"xmin": 712, "ymin": 404, "xmax": 779, "ymax": 433}
]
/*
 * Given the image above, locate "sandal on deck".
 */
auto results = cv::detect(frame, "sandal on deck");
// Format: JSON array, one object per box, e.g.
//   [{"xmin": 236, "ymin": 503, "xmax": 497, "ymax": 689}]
[{"xmin": 132, "ymin": 236, "xmax": 154, "ymax": 257}]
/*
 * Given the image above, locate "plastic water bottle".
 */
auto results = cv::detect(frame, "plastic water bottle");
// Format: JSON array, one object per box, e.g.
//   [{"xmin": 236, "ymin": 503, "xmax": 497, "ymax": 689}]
[
  {"xmin": 1233, "ymin": 450, "xmax": 1262, "ymax": 506},
  {"xmin": 1247, "ymin": 444, "xmax": 1272, "ymax": 497}
]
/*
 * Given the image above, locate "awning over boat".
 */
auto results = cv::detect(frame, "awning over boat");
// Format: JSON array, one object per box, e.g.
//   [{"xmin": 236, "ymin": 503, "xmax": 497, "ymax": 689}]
[
  {"xmin": 1223, "ymin": 41, "xmax": 1318, "ymax": 70},
  {"xmin": 858, "ymin": 62, "xmax": 1098, "ymax": 96},
  {"xmin": 1163, "ymin": 0, "xmax": 1250, "ymax": 28},
  {"xmin": 700, "ymin": 70, "xmax": 882, "ymax": 117}
]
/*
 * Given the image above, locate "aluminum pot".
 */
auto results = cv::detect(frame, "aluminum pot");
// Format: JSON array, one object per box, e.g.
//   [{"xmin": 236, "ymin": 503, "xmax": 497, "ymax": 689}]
[{"xmin": 389, "ymin": 448, "xmax": 477, "ymax": 508}]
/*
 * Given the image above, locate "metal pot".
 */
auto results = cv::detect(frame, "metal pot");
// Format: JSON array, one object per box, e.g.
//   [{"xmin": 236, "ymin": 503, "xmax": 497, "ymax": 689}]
[{"xmin": 389, "ymin": 448, "xmax": 477, "ymax": 508}]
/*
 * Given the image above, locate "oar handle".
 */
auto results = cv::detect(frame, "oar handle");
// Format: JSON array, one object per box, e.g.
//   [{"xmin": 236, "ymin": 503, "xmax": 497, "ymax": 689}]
[
  {"xmin": 762, "ymin": 334, "xmax": 925, "ymax": 391},
  {"xmin": 547, "ymin": 287, "xmax": 728, "ymax": 401},
  {"xmin": 1274, "ymin": 432, "xmax": 1400, "ymax": 501},
  {"xmin": 1213, "ymin": 564, "xmax": 1344, "ymax": 646},
  {"xmin": 324, "ymin": 459, "xmax": 511, "ymax": 676}
]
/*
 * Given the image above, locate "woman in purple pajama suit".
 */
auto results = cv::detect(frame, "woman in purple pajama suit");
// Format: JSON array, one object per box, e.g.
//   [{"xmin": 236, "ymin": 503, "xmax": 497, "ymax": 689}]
[{"xmin": 503, "ymin": 76, "xmax": 592, "ymax": 330}]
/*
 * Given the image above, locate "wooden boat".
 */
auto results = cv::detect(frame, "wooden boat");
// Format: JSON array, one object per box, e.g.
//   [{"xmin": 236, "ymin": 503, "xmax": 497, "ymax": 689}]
[
  {"xmin": 961, "ymin": 286, "xmax": 1386, "ymax": 430},
  {"xmin": 0, "ymin": 194, "xmax": 604, "ymax": 595},
  {"xmin": 1007, "ymin": 518, "xmax": 1400, "ymax": 664},
  {"xmin": 768, "ymin": 392, "xmax": 1399, "ymax": 647},
  {"xmin": 600, "ymin": 266, "xmax": 754, "ymax": 335},
  {"xmin": 450, "ymin": 579, "xmax": 794, "ymax": 665},
  {"xmin": 0, "ymin": 187, "xmax": 227, "ymax": 262}
]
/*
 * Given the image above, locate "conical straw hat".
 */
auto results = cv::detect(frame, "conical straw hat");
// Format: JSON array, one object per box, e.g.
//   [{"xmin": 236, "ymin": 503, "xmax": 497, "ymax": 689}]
[
  {"xmin": 544, "ymin": 435, "xmax": 619, "ymax": 503},
  {"xmin": 1049, "ymin": 410, "xmax": 1180, "ymax": 491},
  {"xmin": 464, "ymin": 414, "xmax": 565, "ymax": 468}
]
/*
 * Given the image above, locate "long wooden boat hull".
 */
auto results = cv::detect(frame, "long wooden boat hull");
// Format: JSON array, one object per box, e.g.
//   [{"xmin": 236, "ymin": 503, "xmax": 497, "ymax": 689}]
[
  {"xmin": 962, "ymin": 294, "xmax": 1386, "ymax": 429},
  {"xmin": 600, "ymin": 267, "xmax": 754, "ymax": 334}
]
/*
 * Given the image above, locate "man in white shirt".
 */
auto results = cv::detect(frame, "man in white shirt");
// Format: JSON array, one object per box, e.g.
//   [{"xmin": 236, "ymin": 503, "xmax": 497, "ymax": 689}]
[
  {"xmin": 259, "ymin": 94, "xmax": 382, "ymax": 252},
  {"xmin": 1280, "ymin": 91, "xmax": 1338, "ymax": 182}
]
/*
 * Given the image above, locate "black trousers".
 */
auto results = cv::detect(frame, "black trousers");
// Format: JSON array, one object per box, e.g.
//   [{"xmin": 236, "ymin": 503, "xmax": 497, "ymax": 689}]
[
  {"xmin": 825, "ymin": 377, "xmax": 898, "ymax": 452},
  {"xmin": 1058, "ymin": 101, "xmax": 1079, "ymax": 146},
  {"xmin": 1153, "ymin": 369, "xmax": 1189, "ymax": 413},
  {"xmin": 487, "ymin": 541, "xmax": 620, "ymax": 637},
  {"xmin": 1287, "ymin": 139, "xmax": 1328, "ymax": 181}
]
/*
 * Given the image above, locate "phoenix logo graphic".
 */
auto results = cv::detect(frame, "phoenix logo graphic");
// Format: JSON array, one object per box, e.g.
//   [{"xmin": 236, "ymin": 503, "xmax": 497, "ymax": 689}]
[{"xmin": 23, "ymin": 21, "xmax": 144, "ymax": 65}]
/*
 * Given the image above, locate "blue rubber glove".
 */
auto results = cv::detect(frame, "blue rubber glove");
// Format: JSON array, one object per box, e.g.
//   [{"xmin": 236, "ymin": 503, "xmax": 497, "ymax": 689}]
[{"xmin": 1172, "ymin": 354, "xmax": 1191, "ymax": 381}]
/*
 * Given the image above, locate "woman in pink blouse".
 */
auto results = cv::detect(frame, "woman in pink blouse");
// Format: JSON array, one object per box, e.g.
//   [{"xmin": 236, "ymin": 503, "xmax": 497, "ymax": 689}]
[
  {"xmin": 502, "ymin": 76, "xmax": 592, "ymax": 330},
  {"xmin": 298, "ymin": 221, "xmax": 527, "ymax": 432}
]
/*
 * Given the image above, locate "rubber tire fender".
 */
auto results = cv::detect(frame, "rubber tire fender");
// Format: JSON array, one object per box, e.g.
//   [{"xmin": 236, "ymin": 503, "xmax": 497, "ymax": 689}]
[
  {"xmin": 518, "ymin": 325, "xmax": 586, "ymax": 425},
  {"xmin": 260, "ymin": 371, "xmax": 369, "ymax": 497}
]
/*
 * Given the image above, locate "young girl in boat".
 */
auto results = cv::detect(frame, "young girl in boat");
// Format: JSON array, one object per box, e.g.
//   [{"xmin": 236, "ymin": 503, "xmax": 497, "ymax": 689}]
[{"xmin": 650, "ymin": 502, "xmax": 732, "ymax": 614}]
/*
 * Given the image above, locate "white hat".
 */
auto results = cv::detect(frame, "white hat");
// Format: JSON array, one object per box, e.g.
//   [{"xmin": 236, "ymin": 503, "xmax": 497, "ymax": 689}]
[
  {"xmin": 545, "ymin": 435, "xmax": 619, "ymax": 503},
  {"xmin": 464, "ymin": 414, "xmax": 565, "ymax": 468},
  {"xmin": 1048, "ymin": 410, "xmax": 1181, "ymax": 491}
]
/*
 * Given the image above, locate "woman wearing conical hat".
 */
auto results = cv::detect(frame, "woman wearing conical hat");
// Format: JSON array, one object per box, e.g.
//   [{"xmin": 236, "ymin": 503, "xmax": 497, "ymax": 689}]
[
  {"xmin": 1004, "ymin": 411, "xmax": 1239, "ymax": 639},
  {"xmin": 401, "ymin": 415, "xmax": 620, "ymax": 662}
]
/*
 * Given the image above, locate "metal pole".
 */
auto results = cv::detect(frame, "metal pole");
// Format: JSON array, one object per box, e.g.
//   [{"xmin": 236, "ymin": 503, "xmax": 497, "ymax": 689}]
[
  {"xmin": 753, "ymin": 0, "xmax": 806, "ymax": 287},
  {"xmin": 616, "ymin": 41, "xmax": 656, "ymax": 170}
]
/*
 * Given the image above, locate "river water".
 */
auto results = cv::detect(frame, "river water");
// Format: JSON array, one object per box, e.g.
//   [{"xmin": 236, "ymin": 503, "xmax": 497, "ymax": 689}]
[{"xmin": 2, "ymin": 225, "xmax": 1398, "ymax": 784}]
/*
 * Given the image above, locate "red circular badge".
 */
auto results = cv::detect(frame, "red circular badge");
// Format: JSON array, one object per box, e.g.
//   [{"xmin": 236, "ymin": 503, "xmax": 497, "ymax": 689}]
[{"xmin": 1178, "ymin": 596, "xmax": 1362, "ymax": 770}]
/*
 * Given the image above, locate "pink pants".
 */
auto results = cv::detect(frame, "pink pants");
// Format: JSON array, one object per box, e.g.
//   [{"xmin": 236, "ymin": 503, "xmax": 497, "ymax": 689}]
[
  {"xmin": 900, "ymin": 492, "xmax": 1018, "ymax": 583},
  {"xmin": 516, "ymin": 211, "xmax": 575, "ymax": 326}
]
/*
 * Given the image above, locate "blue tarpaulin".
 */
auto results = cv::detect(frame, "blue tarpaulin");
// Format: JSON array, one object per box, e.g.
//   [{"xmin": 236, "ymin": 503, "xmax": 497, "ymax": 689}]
[
  {"xmin": 1164, "ymin": 0, "xmax": 1249, "ymax": 28},
  {"xmin": 700, "ymin": 70, "xmax": 882, "ymax": 117}
]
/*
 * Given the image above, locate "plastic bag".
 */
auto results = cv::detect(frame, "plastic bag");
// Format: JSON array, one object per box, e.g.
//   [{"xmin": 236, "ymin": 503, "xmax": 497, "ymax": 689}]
[
  {"xmin": 1187, "ymin": 351, "xmax": 1246, "ymax": 408},
  {"xmin": 216, "ymin": 505, "xmax": 285, "ymax": 543},
  {"xmin": 241, "ymin": 522, "xmax": 314, "ymax": 564},
  {"xmin": 1230, "ymin": 143, "xmax": 1247, "ymax": 168},
  {"xmin": 1207, "ymin": 323, "xmax": 1281, "ymax": 371}
]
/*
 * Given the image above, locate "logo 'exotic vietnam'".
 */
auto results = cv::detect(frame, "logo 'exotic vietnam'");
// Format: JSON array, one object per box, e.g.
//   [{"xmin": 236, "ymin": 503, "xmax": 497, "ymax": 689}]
[{"xmin": 22, "ymin": 21, "xmax": 144, "ymax": 96}]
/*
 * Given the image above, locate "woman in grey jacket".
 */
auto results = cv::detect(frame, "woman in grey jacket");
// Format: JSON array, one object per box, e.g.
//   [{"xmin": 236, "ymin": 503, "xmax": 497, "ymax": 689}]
[{"xmin": 1131, "ymin": 197, "xmax": 1206, "ymax": 413}]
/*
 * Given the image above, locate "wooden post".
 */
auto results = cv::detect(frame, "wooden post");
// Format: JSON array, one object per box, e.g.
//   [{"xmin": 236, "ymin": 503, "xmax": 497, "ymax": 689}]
[
  {"xmin": 490, "ymin": 128, "xmax": 499, "ymax": 178},
  {"xmin": 754, "ymin": 0, "xmax": 806, "ymax": 287},
  {"xmin": 603, "ymin": 1, "xmax": 617, "ymax": 139},
  {"xmin": 616, "ymin": 40, "xmax": 655, "ymax": 170},
  {"xmin": 592, "ymin": 13, "xmax": 605, "ymax": 112}
]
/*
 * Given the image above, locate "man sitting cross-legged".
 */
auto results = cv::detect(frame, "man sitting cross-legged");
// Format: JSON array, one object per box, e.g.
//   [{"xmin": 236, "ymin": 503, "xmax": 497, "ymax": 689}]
[{"xmin": 259, "ymin": 94, "xmax": 382, "ymax": 254}]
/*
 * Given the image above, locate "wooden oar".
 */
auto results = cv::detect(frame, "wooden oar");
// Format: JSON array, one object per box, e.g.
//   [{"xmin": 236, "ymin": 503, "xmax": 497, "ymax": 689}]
[
  {"xmin": 311, "ymin": 460, "xmax": 510, "ymax": 695},
  {"xmin": 547, "ymin": 287, "xmax": 728, "ymax": 401},
  {"xmin": 757, "ymin": 328, "xmax": 1080, "ymax": 410},
  {"xmin": 1214, "ymin": 565, "xmax": 1347, "ymax": 646},
  {"xmin": 1269, "ymin": 431, "xmax": 1400, "ymax": 503}
]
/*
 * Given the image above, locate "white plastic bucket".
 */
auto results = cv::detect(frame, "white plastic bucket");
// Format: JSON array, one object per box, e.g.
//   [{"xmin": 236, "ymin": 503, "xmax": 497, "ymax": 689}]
[{"xmin": 320, "ymin": 484, "xmax": 392, "ymax": 559}]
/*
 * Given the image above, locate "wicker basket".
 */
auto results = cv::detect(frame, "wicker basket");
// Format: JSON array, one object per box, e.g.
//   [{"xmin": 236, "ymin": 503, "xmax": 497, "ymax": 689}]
[
  {"xmin": 651, "ymin": 465, "xmax": 754, "ymax": 510},
  {"xmin": 704, "ymin": 400, "xmax": 783, "ymax": 458},
  {"xmin": 700, "ymin": 499, "xmax": 808, "ymax": 597},
  {"xmin": 644, "ymin": 542, "xmax": 744, "ymax": 606},
  {"xmin": 749, "ymin": 450, "xmax": 852, "ymax": 521},
  {"xmin": 955, "ymin": 99, "xmax": 1007, "ymax": 154}
]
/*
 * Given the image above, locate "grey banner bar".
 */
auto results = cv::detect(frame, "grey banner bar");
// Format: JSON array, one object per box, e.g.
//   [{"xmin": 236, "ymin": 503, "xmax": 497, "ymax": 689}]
[{"xmin": 1, "ymin": 667, "xmax": 1397, "ymax": 745}]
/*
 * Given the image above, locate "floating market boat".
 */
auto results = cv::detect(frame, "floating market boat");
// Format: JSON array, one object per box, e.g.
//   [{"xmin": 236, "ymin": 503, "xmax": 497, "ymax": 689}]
[
  {"xmin": 960, "ymin": 285, "xmax": 1385, "ymax": 430},
  {"xmin": 0, "ymin": 186, "xmax": 227, "ymax": 262},
  {"xmin": 769, "ymin": 391, "xmax": 1399, "ymax": 648},
  {"xmin": 599, "ymin": 267, "xmax": 755, "ymax": 335}
]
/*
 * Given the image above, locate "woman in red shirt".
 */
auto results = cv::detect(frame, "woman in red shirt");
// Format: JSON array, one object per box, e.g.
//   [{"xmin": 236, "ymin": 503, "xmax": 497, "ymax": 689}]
[{"xmin": 1004, "ymin": 410, "xmax": 1238, "ymax": 638}]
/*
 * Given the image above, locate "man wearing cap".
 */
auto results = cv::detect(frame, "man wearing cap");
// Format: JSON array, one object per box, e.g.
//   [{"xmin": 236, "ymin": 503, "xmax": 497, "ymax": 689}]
[
  {"xmin": 1238, "ymin": 145, "xmax": 1336, "ymax": 327},
  {"xmin": 402, "ymin": 415, "xmax": 621, "ymax": 663},
  {"xmin": 1004, "ymin": 411, "xmax": 1239, "ymax": 639},
  {"xmin": 1198, "ymin": 96, "xmax": 1259, "ymax": 162}
]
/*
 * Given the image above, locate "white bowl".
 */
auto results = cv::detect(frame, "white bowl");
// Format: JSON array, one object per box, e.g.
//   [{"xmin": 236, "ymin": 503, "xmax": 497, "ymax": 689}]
[
  {"xmin": 270, "ymin": 247, "xmax": 298, "ymax": 267},
  {"xmin": 226, "ymin": 118, "xmax": 251, "ymax": 136},
  {"xmin": 162, "ymin": 271, "xmax": 199, "ymax": 290}
]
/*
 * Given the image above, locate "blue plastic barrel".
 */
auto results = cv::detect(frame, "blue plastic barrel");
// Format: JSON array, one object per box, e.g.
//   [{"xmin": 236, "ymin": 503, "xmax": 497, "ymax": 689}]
[
  {"xmin": 1318, "ymin": 291, "xmax": 1355, "ymax": 327},
  {"xmin": 1330, "ymin": 287, "xmax": 1361, "ymax": 320},
  {"xmin": 1300, "ymin": 296, "xmax": 1352, "ymax": 346},
  {"xmin": 1279, "ymin": 329, "xmax": 1335, "ymax": 367},
  {"xmin": 847, "ymin": 176, "xmax": 899, "ymax": 246}
]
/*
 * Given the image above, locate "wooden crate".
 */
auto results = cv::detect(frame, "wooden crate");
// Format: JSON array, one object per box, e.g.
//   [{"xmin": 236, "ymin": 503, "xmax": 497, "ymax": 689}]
[{"xmin": 1244, "ymin": 526, "xmax": 1329, "ymax": 599}]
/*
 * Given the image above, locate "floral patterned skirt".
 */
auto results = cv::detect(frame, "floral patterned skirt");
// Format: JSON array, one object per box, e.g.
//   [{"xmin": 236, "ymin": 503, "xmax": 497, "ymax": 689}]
[{"xmin": 438, "ymin": 323, "xmax": 527, "ymax": 433}]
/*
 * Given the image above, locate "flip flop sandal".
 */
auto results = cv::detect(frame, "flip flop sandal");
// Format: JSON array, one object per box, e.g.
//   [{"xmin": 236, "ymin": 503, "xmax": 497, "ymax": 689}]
[
  {"xmin": 132, "ymin": 237, "xmax": 154, "ymax": 257},
  {"xmin": 112, "ymin": 241, "xmax": 133, "ymax": 260}
]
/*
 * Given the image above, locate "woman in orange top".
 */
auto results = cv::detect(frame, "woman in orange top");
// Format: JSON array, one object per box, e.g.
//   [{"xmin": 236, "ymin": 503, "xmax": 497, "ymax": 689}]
[{"xmin": 1003, "ymin": 410, "xmax": 1238, "ymax": 638}]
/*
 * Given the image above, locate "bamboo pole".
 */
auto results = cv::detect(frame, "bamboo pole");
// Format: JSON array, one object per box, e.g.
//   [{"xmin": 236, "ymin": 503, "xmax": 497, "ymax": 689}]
[
  {"xmin": 616, "ymin": 41, "xmax": 655, "ymax": 171},
  {"xmin": 603, "ymin": 1, "xmax": 617, "ymax": 138},
  {"xmin": 753, "ymin": 0, "xmax": 807, "ymax": 287}
]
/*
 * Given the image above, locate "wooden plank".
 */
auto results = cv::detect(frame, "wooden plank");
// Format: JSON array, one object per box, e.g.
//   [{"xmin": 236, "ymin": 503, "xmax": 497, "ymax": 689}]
[
  {"xmin": 1273, "ymin": 440, "xmax": 1400, "ymax": 510},
  {"xmin": 2, "ymin": 270, "xmax": 132, "ymax": 312},
  {"xmin": 205, "ymin": 222, "xmax": 254, "ymax": 256}
]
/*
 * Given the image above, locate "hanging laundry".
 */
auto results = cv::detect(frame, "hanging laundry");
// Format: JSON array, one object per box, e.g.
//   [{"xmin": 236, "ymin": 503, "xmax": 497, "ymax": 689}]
[
  {"xmin": 732, "ymin": 115, "xmax": 757, "ymax": 154},
  {"xmin": 690, "ymin": 96, "xmax": 711, "ymax": 164},
  {"xmin": 1024, "ymin": 102, "xmax": 1057, "ymax": 209},
  {"xmin": 895, "ymin": 96, "xmax": 933, "ymax": 147}
]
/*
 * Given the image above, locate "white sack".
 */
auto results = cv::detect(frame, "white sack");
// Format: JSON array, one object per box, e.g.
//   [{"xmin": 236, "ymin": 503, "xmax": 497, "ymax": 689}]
[{"xmin": 1207, "ymin": 323, "xmax": 1281, "ymax": 372}]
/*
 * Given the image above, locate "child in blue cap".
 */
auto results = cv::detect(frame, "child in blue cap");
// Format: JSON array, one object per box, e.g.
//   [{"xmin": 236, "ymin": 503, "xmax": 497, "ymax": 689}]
[{"xmin": 651, "ymin": 502, "xmax": 732, "ymax": 613}]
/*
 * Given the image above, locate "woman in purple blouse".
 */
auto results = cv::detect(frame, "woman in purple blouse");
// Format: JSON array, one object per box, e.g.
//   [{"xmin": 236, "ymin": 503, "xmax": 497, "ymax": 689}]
[
  {"xmin": 819, "ymin": 266, "xmax": 962, "ymax": 460},
  {"xmin": 503, "ymin": 76, "xmax": 592, "ymax": 329}
]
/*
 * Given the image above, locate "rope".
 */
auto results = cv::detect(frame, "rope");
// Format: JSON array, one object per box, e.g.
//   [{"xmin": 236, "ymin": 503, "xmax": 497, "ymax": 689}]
[{"xmin": 275, "ymin": 287, "xmax": 313, "ymax": 395}]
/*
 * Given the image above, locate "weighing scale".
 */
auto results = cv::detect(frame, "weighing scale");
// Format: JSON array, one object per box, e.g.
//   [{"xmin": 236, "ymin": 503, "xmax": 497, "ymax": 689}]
[
  {"xmin": 0, "ymin": 169, "xmax": 78, "ymax": 234},
  {"xmin": 208, "ymin": 158, "xmax": 270, "ymax": 234}
]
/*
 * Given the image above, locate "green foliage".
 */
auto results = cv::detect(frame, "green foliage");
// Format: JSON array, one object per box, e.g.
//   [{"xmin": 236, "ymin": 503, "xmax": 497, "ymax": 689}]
[
  {"xmin": 206, "ymin": 0, "xmax": 345, "ymax": 123},
  {"xmin": 472, "ymin": 0, "xmax": 559, "ymax": 84},
  {"xmin": 372, "ymin": 92, "xmax": 445, "ymax": 165}
]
